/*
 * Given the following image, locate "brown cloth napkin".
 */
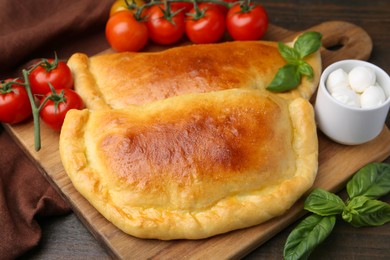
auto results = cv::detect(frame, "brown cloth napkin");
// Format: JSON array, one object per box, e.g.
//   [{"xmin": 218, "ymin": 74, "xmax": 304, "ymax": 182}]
[
  {"xmin": 0, "ymin": 0, "xmax": 112, "ymax": 74},
  {"xmin": 0, "ymin": 0, "xmax": 112, "ymax": 259},
  {"xmin": 0, "ymin": 126, "xmax": 70, "ymax": 259}
]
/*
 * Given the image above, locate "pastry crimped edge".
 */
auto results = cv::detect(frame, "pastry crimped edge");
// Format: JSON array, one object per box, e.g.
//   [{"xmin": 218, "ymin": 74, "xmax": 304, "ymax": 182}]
[
  {"xmin": 59, "ymin": 89, "xmax": 318, "ymax": 240},
  {"xmin": 66, "ymin": 53, "xmax": 111, "ymax": 110}
]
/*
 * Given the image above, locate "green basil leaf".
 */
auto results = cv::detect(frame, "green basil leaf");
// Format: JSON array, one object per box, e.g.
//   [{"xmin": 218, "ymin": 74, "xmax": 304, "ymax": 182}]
[
  {"xmin": 304, "ymin": 189, "xmax": 345, "ymax": 216},
  {"xmin": 298, "ymin": 61, "xmax": 314, "ymax": 79},
  {"xmin": 278, "ymin": 42, "xmax": 301, "ymax": 64},
  {"xmin": 268, "ymin": 31, "xmax": 321, "ymax": 93},
  {"xmin": 294, "ymin": 31, "xmax": 322, "ymax": 59},
  {"xmin": 266, "ymin": 64, "xmax": 301, "ymax": 92},
  {"xmin": 347, "ymin": 163, "xmax": 390, "ymax": 200},
  {"xmin": 284, "ymin": 215, "xmax": 336, "ymax": 260},
  {"xmin": 342, "ymin": 196, "xmax": 390, "ymax": 227}
]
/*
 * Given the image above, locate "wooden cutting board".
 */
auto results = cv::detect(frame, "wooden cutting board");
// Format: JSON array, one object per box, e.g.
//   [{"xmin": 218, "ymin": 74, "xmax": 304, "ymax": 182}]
[{"xmin": 4, "ymin": 21, "xmax": 390, "ymax": 259}]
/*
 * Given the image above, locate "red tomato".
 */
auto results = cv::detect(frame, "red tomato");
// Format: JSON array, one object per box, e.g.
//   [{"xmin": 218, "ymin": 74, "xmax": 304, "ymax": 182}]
[
  {"xmin": 146, "ymin": 5, "xmax": 185, "ymax": 45},
  {"xmin": 29, "ymin": 58, "xmax": 73, "ymax": 97},
  {"xmin": 226, "ymin": 4, "xmax": 268, "ymax": 41},
  {"xmin": 185, "ymin": 6, "xmax": 226, "ymax": 44},
  {"xmin": 0, "ymin": 79, "xmax": 32, "ymax": 124},
  {"xmin": 106, "ymin": 10, "xmax": 149, "ymax": 52},
  {"xmin": 40, "ymin": 89, "xmax": 84, "ymax": 131}
]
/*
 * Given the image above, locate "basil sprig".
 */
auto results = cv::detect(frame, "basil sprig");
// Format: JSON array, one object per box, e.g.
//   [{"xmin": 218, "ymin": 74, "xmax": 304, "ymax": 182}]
[
  {"xmin": 267, "ymin": 31, "xmax": 322, "ymax": 92},
  {"xmin": 284, "ymin": 162, "xmax": 390, "ymax": 260},
  {"xmin": 342, "ymin": 196, "xmax": 390, "ymax": 227}
]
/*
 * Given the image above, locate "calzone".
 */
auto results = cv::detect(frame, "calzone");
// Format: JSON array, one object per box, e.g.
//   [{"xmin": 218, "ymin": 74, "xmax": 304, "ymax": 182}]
[
  {"xmin": 60, "ymin": 89, "xmax": 318, "ymax": 240},
  {"xmin": 67, "ymin": 40, "xmax": 321, "ymax": 110}
]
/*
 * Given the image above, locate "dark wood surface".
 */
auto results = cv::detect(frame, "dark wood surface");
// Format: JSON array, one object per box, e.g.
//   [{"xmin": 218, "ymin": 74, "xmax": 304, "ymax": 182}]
[{"xmin": 21, "ymin": 0, "xmax": 390, "ymax": 259}]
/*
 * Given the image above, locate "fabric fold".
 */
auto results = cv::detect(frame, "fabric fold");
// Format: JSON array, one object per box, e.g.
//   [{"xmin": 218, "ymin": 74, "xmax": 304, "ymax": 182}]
[
  {"xmin": 0, "ymin": 0, "xmax": 112, "ymax": 72},
  {"xmin": 0, "ymin": 127, "xmax": 70, "ymax": 259}
]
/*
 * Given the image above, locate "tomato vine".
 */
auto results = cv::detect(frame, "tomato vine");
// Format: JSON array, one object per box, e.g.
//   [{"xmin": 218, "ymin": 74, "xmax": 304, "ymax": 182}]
[
  {"xmin": 106, "ymin": 0, "xmax": 269, "ymax": 51},
  {"xmin": 1, "ymin": 55, "xmax": 83, "ymax": 151}
]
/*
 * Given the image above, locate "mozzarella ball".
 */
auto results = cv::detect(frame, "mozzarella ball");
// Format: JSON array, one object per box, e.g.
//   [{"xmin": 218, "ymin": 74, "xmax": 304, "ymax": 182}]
[
  {"xmin": 360, "ymin": 85, "xmax": 386, "ymax": 108},
  {"xmin": 331, "ymin": 86, "xmax": 361, "ymax": 108},
  {"xmin": 326, "ymin": 68, "xmax": 349, "ymax": 94},
  {"xmin": 348, "ymin": 66, "xmax": 376, "ymax": 93}
]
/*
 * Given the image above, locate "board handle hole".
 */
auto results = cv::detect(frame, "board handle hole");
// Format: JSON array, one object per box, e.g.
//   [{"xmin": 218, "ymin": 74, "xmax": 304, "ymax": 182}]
[
  {"xmin": 326, "ymin": 43, "xmax": 344, "ymax": 51},
  {"xmin": 323, "ymin": 36, "xmax": 348, "ymax": 52}
]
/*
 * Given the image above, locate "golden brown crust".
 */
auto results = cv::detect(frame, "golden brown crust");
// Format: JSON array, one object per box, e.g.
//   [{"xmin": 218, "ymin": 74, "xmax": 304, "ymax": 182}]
[
  {"xmin": 66, "ymin": 53, "xmax": 111, "ymax": 110},
  {"xmin": 60, "ymin": 89, "xmax": 318, "ymax": 240},
  {"xmin": 67, "ymin": 40, "xmax": 321, "ymax": 110}
]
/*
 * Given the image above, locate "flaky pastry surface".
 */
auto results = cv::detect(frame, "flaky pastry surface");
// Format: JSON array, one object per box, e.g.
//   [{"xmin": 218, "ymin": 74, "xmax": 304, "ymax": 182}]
[
  {"xmin": 60, "ymin": 89, "xmax": 318, "ymax": 240},
  {"xmin": 67, "ymin": 40, "xmax": 321, "ymax": 110}
]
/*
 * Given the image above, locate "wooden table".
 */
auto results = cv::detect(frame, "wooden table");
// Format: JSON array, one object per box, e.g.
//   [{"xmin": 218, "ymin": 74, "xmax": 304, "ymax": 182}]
[{"xmin": 21, "ymin": 0, "xmax": 390, "ymax": 259}]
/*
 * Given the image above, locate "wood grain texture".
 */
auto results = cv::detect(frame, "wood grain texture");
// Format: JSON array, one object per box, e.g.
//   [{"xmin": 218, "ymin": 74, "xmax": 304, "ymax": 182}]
[{"xmin": 6, "ymin": 19, "xmax": 390, "ymax": 259}]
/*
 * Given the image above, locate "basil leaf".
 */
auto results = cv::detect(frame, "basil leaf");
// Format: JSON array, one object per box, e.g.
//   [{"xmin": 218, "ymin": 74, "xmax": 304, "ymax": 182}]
[
  {"xmin": 268, "ymin": 31, "xmax": 322, "ymax": 93},
  {"xmin": 304, "ymin": 189, "xmax": 345, "ymax": 216},
  {"xmin": 342, "ymin": 196, "xmax": 390, "ymax": 227},
  {"xmin": 278, "ymin": 42, "xmax": 301, "ymax": 64},
  {"xmin": 298, "ymin": 61, "xmax": 314, "ymax": 79},
  {"xmin": 294, "ymin": 31, "xmax": 323, "ymax": 59},
  {"xmin": 266, "ymin": 64, "xmax": 301, "ymax": 92},
  {"xmin": 284, "ymin": 215, "xmax": 336, "ymax": 260},
  {"xmin": 347, "ymin": 163, "xmax": 390, "ymax": 200}
]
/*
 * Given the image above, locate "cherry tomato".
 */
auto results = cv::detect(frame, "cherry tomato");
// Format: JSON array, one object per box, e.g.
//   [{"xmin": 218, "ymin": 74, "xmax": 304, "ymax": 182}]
[
  {"xmin": 110, "ymin": 0, "xmax": 145, "ymax": 16},
  {"xmin": 146, "ymin": 5, "xmax": 185, "ymax": 45},
  {"xmin": 40, "ymin": 89, "xmax": 84, "ymax": 131},
  {"xmin": 106, "ymin": 10, "xmax": 149, "ymax": 52},
  {"xmin": 226, "ymin": 4, "xmax": 268, "ymax": 41},
  {"xmin": 29, "ymin": 58, "xmax": 73, "ymax": 97},
  {"xmin": 185, "ymin": 6, "xmax": 226, "ymax": 44},
  {"xmin": 0, "ymin": 79, "xmax": 32, "ymax": 124}
]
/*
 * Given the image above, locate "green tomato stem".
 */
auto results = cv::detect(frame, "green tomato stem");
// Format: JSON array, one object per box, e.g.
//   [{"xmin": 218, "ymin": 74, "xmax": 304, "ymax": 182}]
[
  {"xmin": 27, "ymin": 61, "xmax": 44, "ymax": 74},
  {"xmin": 131, "ymin": 0, "xmax": 236, "ymax": 20},
  {"xmin": 0, "ymin": 79, "xmax": 24, "ymax": 94},
  {"xmin": 22, "ymin": 69, "xmax": 41, "ymax": 151},
  {"xmin": 189, "ymin": 0, "xmax": 205, "ymax": 20}
]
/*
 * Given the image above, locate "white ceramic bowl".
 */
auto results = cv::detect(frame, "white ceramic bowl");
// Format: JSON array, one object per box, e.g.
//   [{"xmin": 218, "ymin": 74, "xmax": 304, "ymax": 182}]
[{"xmin": 314, "ymin": 59, "xmax": 390, "ymax": 145}]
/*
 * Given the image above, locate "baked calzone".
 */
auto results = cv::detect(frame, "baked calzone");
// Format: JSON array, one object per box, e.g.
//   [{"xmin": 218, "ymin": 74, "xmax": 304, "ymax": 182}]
[
  {"xmin": 60, "ymin": 89, "xmax": 318, "ymax": 240},
  {"xmin": 67, "ymin": 40, "xmax": 321, "ymax": 110}
]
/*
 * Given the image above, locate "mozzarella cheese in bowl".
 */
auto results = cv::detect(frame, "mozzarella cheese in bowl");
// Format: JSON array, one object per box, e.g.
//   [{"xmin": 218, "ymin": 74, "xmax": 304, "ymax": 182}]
[
  {"xmin": 326, "ymin": 66, "xmax": 387, "ymax": 109},
  {"xmin": 326, "ymin": 68, "xmax": 349, "ymax": 93},
  {"xmin": 331, "ymin": 86, "xmax": 361, "ymax": 108},
  {"xmin": 360, "ymin": 85, "xmax": 386, "ymax": 108},
  {"xmin": 348, "ymin": 66, "xmax": 376, "ymax": 93}
]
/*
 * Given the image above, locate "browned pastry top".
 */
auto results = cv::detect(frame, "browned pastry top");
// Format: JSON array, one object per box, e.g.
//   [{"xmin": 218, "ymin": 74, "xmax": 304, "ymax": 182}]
[
  {"xmin": 60, "ymin": 89, "xmax": 318, "ymax": 239},
  {"xmin": 67, "ymin": 40, "xmax": 321, "ymax": 109}
]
